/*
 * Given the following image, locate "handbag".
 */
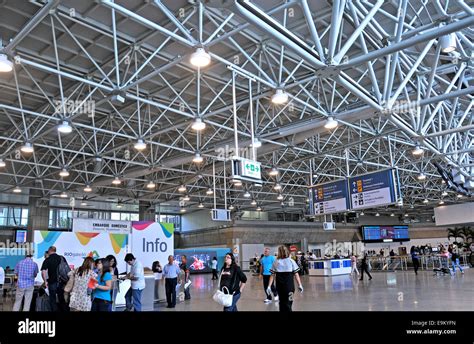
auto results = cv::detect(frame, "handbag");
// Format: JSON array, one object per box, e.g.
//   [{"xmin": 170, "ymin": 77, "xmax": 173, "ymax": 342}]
[
  {"xmin": 64, "ymin": 269, "xmax": 76, "ymax": 293},
  {"xmin": 212, "ymin": 271, "xmax": 233, "ymax": 307}
]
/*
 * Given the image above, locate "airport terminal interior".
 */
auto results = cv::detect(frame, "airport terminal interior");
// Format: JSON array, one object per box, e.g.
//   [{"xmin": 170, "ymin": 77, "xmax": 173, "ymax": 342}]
[{"xmin": 0, "ymin": 0, "xmax": 473, "ymax": 313}]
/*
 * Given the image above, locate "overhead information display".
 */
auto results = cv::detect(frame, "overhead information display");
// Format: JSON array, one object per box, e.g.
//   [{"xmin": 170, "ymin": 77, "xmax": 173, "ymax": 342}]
[
  {"xmin": 349, "ymin": 169, "xmax": 397, "ymax": 210},
  {"xmin": 310, "ymin": 179, "xmax": 349, "ymax": 215}
]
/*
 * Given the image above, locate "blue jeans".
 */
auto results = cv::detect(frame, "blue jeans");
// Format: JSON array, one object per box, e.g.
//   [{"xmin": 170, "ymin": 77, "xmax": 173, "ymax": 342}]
[
  {"xmin": 125, "ymin": 288, "xmax": 143, "ymax": 311},
  {"xmin": 223, "ymin": 293, "xmax": 241, "ymax": 312},
  {"xmin": 452, "ymin": 258, "xmax": 463, "ymax": 272},
  {"xmin": 91, "ymin": 298, "xmax": 112, "ymax": 312}
]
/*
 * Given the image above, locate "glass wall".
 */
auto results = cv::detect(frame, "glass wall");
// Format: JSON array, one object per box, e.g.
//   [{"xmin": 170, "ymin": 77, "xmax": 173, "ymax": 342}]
[
  {"xmin": 0, "ymin": 205, "xmax": 29, "ymax": 227},
  {"xmin": 48, "ymin": 208, "xmax": 141, "ymax": 229}
]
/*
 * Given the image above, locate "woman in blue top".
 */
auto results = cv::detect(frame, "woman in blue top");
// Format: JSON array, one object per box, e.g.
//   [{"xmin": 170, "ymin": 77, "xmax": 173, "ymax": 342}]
[{"xmin": 91, "ymin": 259, "xmax": 113, "ymax": 311}]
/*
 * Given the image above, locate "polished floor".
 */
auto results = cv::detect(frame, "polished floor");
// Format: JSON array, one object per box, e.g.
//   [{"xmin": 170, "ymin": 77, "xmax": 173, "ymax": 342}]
[
  {"xmin": 1, "ymin": 269, "xmax": 472, "ymax": 311},
  {"xmin": 155, "ymin": 268, "xmax": 473, "ymax": 311}
]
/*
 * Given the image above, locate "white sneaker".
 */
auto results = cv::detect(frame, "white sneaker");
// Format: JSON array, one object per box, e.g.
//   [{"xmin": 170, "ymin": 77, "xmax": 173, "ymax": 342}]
[
  {"xmin": 264, "ymin": 299, "xmax": 272, "ymax": 304},
  {"xmin": 273, "ymin": 295, "xmax": 279, "ymax": 302}
]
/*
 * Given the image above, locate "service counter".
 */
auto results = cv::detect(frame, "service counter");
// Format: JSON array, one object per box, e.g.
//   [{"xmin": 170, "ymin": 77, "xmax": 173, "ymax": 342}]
[{"xmin": 307, "ymin": 258, "xmax": 352, "ymax": 276}]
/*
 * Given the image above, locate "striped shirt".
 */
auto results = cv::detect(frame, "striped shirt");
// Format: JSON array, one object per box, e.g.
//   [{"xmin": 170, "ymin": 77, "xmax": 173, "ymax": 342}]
[{"xmin": 15, "ymin": 258, "xmax": 39, "ymax": 289}]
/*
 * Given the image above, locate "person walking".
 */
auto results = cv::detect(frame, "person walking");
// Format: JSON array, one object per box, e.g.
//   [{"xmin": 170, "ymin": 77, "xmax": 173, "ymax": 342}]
[
  {"xmin": 179, "ymin": 255, "xmax": 191, "ymax": 300},
  {"xmin": 91, "ymin": 259, "xmax": 113, "ymax": 311},
  {"xmin": 13, "ymin": 252, "xmax": 38, "ymax": 311},
  {"xmin": 218, "ymin": 252, "xmax": 246, "ymax": 312},
  {"xmin": 359, "ymin": 254, "xmax": 372, "ymax": 281},
  {"xmin": 211, "ymin": 257, "xmax": 218, "ymax": 280},
  {"xmin": 123, "ymin": 253, "xmax": 145, "ymax": 312},
  {"xmin": 450, "ymin": 245, "xmax": 464, "ymax": 274},
  {"xmin": 410, "ymin": 246, "xmax": 420, "ymax": 275},
  {"xmin": 260, "ymin": 247, "xmax": 278, "ymax": 304},
  {"xmin": 267, "ymin": 246, "xmax": 303, "ymax": 312},
  {"xmin": 351, "ymin": 253, "xmax": 359, "ymax": 277},
  {"xmin": 163, "ymin": 255, "xmax": 181, "ymax": 308},
  {"xmin": 68, "ymin": 257, "xmax": 96, "ymax": 312}
]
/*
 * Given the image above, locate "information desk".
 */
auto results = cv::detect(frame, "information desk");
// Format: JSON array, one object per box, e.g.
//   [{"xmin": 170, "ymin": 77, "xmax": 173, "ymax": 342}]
[
  {"xmin": 115, "ymin": 275, "xmax": 155, "ymax": 311},
  {"xmin": 308, "ymin": 259, "xmax": 352, "ymax": 276}
]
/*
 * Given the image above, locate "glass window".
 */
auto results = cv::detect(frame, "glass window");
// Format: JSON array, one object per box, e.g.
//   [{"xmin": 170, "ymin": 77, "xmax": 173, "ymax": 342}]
[
  {"xmin": 130, "ymin": 213, "xmax": 139, "ymax": 221},
  {"xmin": 111, "ymin": 212, "xmax": 121, "ymax": 221}
]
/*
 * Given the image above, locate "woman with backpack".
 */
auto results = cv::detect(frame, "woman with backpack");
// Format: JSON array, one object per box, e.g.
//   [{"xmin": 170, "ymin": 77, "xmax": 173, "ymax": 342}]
[
  {"xmin": 68, "ymin": 257, "xmax": 97, "ymax": 312},
  {"xmin": 218, "ymin": 253, "xmax": 247, "ymax": 312}
]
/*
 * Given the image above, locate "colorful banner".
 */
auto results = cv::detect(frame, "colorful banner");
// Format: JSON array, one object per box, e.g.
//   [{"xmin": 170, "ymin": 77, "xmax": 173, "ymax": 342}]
[
  {"xmin": 72, "ymin": 218, "xmax": 131, "ymax": 234},
  {"xmin": 131, "ymin": 222, "xmax": 174, "ymax": 270},
  {"xmin": 33, "ymin": 231, "xmax": 129, "ymax": 281}
]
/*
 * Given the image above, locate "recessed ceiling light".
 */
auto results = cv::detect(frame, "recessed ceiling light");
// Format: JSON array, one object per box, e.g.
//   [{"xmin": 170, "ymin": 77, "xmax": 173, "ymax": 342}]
[
  {"xmin": 0, "ymin": 54, "xmax": 13, "ymax": 73},
  {"xmin": 20, "ymin": 141, "xmax": 34, "ymax": 153},
  {"xmin": 190, "ymin": 48, "xmax": 211, "ymax": 67},
  {"xmin": 191, "ymin": 117, "xmax": 206, "ymax": 131},
  {"xmin": 271, "ymin": 89, "xmax": 289, "ymax": 104},
  {"xmin": 324, "ymin": 116, "xmax": 338, "ymax": 130},
  {"xmin": 57, "ymin": 120, "xmax": 72, "ymax": 134},
  {"xmin": 134, "ymin": 138, "xmax": 146, "ymax": 151}
]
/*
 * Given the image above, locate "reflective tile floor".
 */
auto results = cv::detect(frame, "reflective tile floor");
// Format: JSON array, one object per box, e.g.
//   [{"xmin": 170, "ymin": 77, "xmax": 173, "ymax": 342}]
[
  {"xmin": 1, "ymin": 269, "xmax": 472, "ymax": 311},
  {"xmin": 155, "ymin": 269, "xmax": 473, "ymax": 311}
]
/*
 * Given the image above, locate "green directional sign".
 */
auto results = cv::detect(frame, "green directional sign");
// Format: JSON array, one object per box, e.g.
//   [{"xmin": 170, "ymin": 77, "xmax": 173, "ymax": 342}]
[{"xmin": 240, "ymin": 158, "xmax": 262, "ymax": 180}]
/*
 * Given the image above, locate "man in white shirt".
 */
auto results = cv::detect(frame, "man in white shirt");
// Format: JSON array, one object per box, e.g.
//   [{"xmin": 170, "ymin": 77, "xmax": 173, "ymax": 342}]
[{"xmin": 124, "ymin": 253, "xmax": 145, "ymax": 311}]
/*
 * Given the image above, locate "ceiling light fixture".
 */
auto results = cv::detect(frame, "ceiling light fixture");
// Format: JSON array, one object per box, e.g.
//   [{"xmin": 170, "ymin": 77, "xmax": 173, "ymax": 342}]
[
  {"xmin": 274, "ymin": 183, "xmax": 282, "ymax": 191},
  {"xmin": 146, "ymin": 181, "xmax": 156, "ymax": 189},
  {"xmin": 193, "ymin": 152, "xmax": 203, "ymax": 163},
  {"xmin": 206, "ymin": 188, "xmax": 213, "ymax": 195},
  {"xmin": 83, "ymin": 184, "xmax": 92, "ymax": 193},
  {"xmin": 134, "ymin": 138, "xmax": 146, "ymax": 151},
  {"xmin": 20, "ymin": 141, "xmax": 34, "ymax": 153},
  {"xmin": 423, "ymin": 199, "xmax": 429, "ymax": 204},
  {"xmin": 190, "ymin": 48, "xmax": 211, "ymax": 67},
  {"xmin": 183, "ymin": 194, "xmax": 190, "ymax": 201},
  {"xmin": 59, "ymin": 168, "xmax": 70, "ymax": 177},
  {"xmin": 198, "ymin": 202, "xmax": 204, "ymax": 208},
  {"xmin": 180, "ymin": 207, "xmax": 186, "ymax": 213},
  {"xmin": 324, "ymin": 116, "xmax": 338, "ymax": 130},
  {"xmin": 417, "ymin": 173, "xmax": 426, "ymax": 181},
  {"xmin": 440, "ymin": 33, "xmax": 457, "ymax": 53},
  {"xmin": 390, "ymin": 213, "xmax": 395, "ymax": 217},
  {"xmin": 251, "ymin": 199, "xmax": 257, "ymax": 206},
  {"xmin": 269, "ymin": 167, "xmax": 279, "ymax": 176},
  {"xmin": 57, "ymin": 120, "xmax": 72, "ymax": 134},
  {"xmin": 191, "ymin": 117, "xmax": 206, "ymax": 131},
  {"xmin": 0, "ymin": 158, "xmax": 5, "ymax": 168},
  {"xmin": 405, "ymin": 213, "xmax": 409, "ymax": 217},
  {"xmin": 178, "ymin": 185, "xmax": 186, "ymax": 192},
  {"xmin": 0, "ymin": 54, "xmax": 13, "ymax": 72},
  {"xmin": 80, "ymin": 201, "xmax": 87, "ymax": 206},
  {"xmin": 116, "ymin": 203, "xmax": 123, "ymax": 209},
  {"xmin": 438, "ymin": 200, "xmax": 445, "ymax": 205},
  {"xmin": 12, "ymin": 186, "xmax": 21, "ymax": 193},
  {"xmin": 375, "ymin": 212, "xmax": 380, "ymax": 217},
  {"xmin": 60, "ymin": 191, "xmax": 68, "ymax": 198},
  {"xmin": 252, "ymin": 138, "xmax": 262, "ymax": 148},
  {"xmin": 243, "ymin": 191, "xmax": 251, "ymax": 198},
  {"xmin": 412, "ymin": 145, "xmax": 424, "ymax": 156},
  {"xmin": 277, "ymin": 194, "xmax": 284, "ymax": 200},
  {"xmin": 271, "ymin": 89, "xmax": 289, "ymax": 104},
  {"xmin": 229, "ymin": 205, "xmax": 234, "ymax": 210},
  {"xmin": 457, "ymin": 194, "xmax": 463, "ymax": 198},
  {"xmin": 360, "ymin": 211, "xmax": 364, "ymax": 216},
  {"xmin": 256, "ymin": 206, "xmax": 262, "ymax": 211},
  {"xmin": 112, "ymin": 176, "xmax": 121, "ymax": 185},
  {"xmin": 441, "ymin": 191, "xmax": 448, "ymax": 196}
]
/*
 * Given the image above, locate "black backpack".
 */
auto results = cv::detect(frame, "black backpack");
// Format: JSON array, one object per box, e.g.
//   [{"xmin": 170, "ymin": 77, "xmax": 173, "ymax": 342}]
[{"xmin": 57, "ymin": 256, "xmax": 71, "ymax": 284}]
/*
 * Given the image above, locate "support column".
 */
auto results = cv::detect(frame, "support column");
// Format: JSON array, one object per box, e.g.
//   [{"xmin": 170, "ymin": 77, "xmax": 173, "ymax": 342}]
[
  {"xmin": 27, "ymin": 189, "xmax": 50, "ymax": 242},
  {"xmin": 139, "ymin": 201, "xmax": 155, "ymax": 221}
]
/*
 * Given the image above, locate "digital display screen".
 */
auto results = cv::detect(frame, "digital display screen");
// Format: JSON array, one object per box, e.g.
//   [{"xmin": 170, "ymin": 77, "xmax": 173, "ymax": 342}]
[
  {"xmin": 362, "ymin": 226, "xmax": 409, "ymax": 242},
  {"xmin": 15, "ymin": 230, "xmax": 27, "ymax": 243},
  {"xmin": 174, "ymin": 251, "xmax": 215, "ymax": 273}
]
